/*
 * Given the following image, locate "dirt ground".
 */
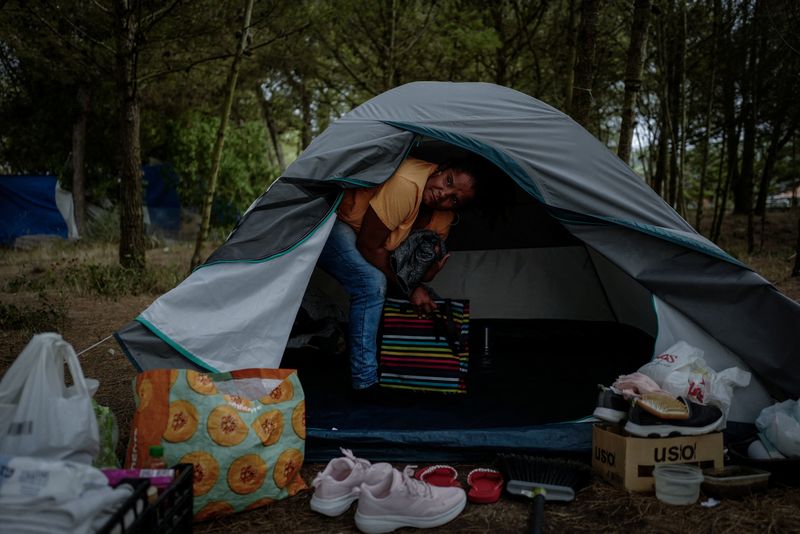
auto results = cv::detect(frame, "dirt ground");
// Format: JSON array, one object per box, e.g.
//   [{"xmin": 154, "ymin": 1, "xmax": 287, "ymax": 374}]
[{"xmin": 1, "ymin": 210, "xmax": 799, "ymax": 533}]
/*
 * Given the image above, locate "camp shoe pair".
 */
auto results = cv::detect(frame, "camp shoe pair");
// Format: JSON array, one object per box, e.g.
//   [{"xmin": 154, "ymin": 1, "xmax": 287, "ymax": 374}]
[
  {"xmin": 310, "ymin": 448, "xmax": 393, "ymax": 517},
  {"xmin": 593, "ymin": 385, "xmax": 630, "ymax": 424},
  {"xmin": 354, "ymin": 466, "xmax": 466, "ymax": 534},
  {"xmin": 624, "ymin": 396, "xmax": 724, "ymax": 437}
]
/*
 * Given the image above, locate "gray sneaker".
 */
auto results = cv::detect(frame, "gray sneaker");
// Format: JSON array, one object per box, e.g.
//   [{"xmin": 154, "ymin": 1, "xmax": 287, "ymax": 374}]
[{"xmin": 624, "ymin": 397, "xmax": 723, "ymax": 437}]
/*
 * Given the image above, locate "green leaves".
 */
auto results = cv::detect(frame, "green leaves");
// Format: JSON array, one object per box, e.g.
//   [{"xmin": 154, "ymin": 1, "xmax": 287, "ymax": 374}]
[{"xmin": 157, "ymin": 110, "xmax": 278, "ymax": 221}]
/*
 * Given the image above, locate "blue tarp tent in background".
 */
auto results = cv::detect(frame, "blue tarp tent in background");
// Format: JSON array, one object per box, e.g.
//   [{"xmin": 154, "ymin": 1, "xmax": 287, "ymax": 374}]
[
  {"xmin": 1, "ymin": 165, "xmax": 182, "ymax": 245},
  {"xmin": 0, "ymin": 175, "xmax": 78, "ymax": 245},
  {"xmin": 143, "ymin": 164, "xmax": 181, "ymax": 236}
]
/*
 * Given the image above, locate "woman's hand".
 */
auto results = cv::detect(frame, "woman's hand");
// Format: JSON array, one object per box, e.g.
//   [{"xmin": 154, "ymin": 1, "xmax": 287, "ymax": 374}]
[{"xmin": 410, "ymin": 286, "xmax": 437, "ymax": 315}]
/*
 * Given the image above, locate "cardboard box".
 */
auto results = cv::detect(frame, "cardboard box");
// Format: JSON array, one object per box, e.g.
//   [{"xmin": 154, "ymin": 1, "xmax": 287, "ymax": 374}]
[{"xmin": 592, "ymin": 424, "xmax": 723, "ymax": 492}]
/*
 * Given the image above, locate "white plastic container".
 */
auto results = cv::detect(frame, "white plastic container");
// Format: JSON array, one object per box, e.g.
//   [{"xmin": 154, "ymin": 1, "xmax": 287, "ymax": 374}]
[{"xmin": 653, "ymin": 464, "xmax": 704, "ymax": 505}]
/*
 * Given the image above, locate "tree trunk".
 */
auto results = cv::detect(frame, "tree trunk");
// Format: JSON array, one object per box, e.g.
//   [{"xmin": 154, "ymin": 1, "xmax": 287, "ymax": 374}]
[
  {"xmin": 653, "ymin": 112, "xmax": 668, "ymax": 197},
  {"xmin": 491, "ymin": 2, "xmax": 509, "ymax": 86},
  {"xmin": 663, "ymin": 1, "xmax": 682, "ymax": 210},
  {"xmin": 713, "ymin": 155, "xmax": 735, "ymax": 244},
  {"xmin": 570, "ymin": 0, "xmax": 599, "ymax": 128},
  {"xmin": 740, "ymin": 4, "xmax": 760, "ymax": 252},
  {"xmin": 756, "ymin": 134, "xmax": 781, "ymax": 216},
  {"xmin": 675, "ymin": 3, "xmax": 687, "ymax": 216},
  {"xmin": 564, "ymin": 0, "xmax": 579, "ymax": 110},
  {"xmin": 259, "ymin": 93, "xmax": 286, "ymax": 173},
  {"xmin": 298, "ymin": 77, "xmax": 312, "ymax": 150},
  {"xmin": 115, "ymin": 0, "xmax": 146, "ymax": 269},
  {"xmin": 718, "ymin": 6, "xmax": 740, "ymax": 241},
  {"xmin": 695, "ymin": 1, "xmax": 720, "ymax": 231},
  {"xmin": 710, "ymin": 129, "xmax": 727, "ymax": 241},
  {"xmin": 695, "ymin": 90, "xmax": 715, "ymax": 231},
  {"xmin": 381, "ymin": 0, "xmax": 399, "ymax": 91},
  {"xmin": 756, "ymin": 117, "xmax": 798, "ymax": 215},
  {"xmin": 734, "ymin": 2, "xmax": 757, "ymax": 220},
  {"xmin": 72, "ymin": 84, "xmax": 90, "ymax": 236},
  {"xmin": 190, "ymin": 0, "xmax": 255, "ymax": 271},
  {"xmin": 653, "ymin": 4, "xmax": 676, "ymax": 204},
  {"xmin": 617, "ymin": 0, "xmax": 652, "ymax": 165}
]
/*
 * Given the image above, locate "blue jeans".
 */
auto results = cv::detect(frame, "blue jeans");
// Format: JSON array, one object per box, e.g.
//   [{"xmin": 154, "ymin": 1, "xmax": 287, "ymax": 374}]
[{"xmin": 317, "ymin": 219, "xmax": 386, "ymax": 389}]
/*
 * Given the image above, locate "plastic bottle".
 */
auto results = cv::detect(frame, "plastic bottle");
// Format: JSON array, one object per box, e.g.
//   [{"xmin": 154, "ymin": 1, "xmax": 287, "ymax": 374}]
[{"xmin": 147, "ymin": 445, "xmax": 168, "ymax": 469}]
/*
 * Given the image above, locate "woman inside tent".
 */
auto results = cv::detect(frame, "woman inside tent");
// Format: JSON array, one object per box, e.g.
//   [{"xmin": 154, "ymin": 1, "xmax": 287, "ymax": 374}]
[{"xmin": 316, "ymin": 155, "xmax": 488, "ymax": 395}]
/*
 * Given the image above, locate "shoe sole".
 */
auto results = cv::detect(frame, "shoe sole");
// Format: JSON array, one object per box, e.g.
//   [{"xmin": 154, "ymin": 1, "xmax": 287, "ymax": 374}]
[
  {"xmin": 593, "ymin": 407, "xmax": 627, "ymax": 424},
  {"xmin": 623, "ymin": 416, "xmax": 723, "ymax": 438},
  {"xmin": 310, "ymin": 492, "xmax": 358, "ymax": 517},
  {"xmin": 354, "ymin": 495, "xmax": 466, "ymax": 534}
]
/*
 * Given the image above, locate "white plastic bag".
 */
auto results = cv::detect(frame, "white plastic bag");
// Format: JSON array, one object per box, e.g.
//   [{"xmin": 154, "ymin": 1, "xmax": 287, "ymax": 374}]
[
  {"xmin": 0, "ymin": 333, "xmax": 99, "ymax": 464},
  {"xmin": 638, "ymin": 341, "xmax": 751, "ymax": 421},
  {"xmin": 638, "ymin": 341, "xmax": 704, "ymax": 386},
  {"xmin": 0, "ymin": 454, "xmax": 109, "ymax": 506},
  {"xmin": 755, "ymin": 399, "xmax": 800, "ymax": 459}
]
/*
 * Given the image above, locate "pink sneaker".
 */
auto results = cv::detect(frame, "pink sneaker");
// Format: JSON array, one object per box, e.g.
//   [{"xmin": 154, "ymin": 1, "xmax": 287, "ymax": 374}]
[
  {"xmin": 310, "ymin": 448, "xmax": 393, "ymax": 517},
  {"xmin": 354, "ymin": 466, "xmax": 467, "ymax": 533}
]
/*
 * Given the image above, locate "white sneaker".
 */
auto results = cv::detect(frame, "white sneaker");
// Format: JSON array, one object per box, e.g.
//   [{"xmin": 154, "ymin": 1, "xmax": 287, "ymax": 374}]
[
  {"xmin": 354, "ymin": 466, "xmax": 467, "ymax": 534},
  {"xmin": 310, "ymin": 448, "xmax": 393, "ymax": 517}
]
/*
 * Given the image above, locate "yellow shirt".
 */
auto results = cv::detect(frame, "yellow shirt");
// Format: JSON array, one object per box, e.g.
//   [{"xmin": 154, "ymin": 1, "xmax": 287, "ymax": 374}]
[{"xmin": 337, "ymin": 158, "xmax": 454, "ymax": 250}]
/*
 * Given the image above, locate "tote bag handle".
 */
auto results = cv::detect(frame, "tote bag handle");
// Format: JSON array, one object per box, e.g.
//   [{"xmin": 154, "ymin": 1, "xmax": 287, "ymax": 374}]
[{"xmin": 432, "ymin": 299, "xmax": 463, "ymax": 354}]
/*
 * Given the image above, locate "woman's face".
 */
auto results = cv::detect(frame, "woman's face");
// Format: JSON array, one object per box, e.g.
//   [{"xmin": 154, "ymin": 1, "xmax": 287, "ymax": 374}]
[{"xmin": 422, "ymin": 168, "xmax": 476, "ymax": 210}]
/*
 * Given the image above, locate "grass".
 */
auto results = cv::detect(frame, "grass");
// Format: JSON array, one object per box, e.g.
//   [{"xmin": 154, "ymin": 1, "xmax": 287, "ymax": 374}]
[
  {"xmin": 1, "ymin": 215, "xmax": 202, "ymax": 298},
  {"xmin": 0, "ymin": 292, "xmax": 68, "ymax": 334},
  {"xmin": 4, "ymin": 259, "xmax": 186, "ymax": 298},
  {"xmin": 706, "ymin": 209, "xmax": 800, "ymax": 299}
]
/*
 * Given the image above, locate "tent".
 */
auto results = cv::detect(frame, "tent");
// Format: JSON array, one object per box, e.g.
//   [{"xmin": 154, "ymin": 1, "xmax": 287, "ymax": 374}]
[
  {"xmin": 0, "ymin": 166, "xmax": 182, "ymax": 245},
  {"xmin": 116, "ymin": 82, "xmax": 800, "ymax": 461},
  {"xmin": 0, "ymin": 175, "xmax": 79, "ymax": 245},
  {"xmin": 142, "ymin": 164, "xmax": 182, "ymax": 236}
]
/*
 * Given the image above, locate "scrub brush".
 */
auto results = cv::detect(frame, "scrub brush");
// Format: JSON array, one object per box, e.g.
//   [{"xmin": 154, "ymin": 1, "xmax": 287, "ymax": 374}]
[
  {"xmin": 498, "ymin": 453, "xmax": 591, "ymax": 534},
  {"xmin": 635, "ymin": 393, "xmax": 690, "ymax": 420}
]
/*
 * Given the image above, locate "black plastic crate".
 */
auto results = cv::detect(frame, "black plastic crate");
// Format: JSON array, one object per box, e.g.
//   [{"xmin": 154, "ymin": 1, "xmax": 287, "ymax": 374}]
[{"xmin": 97, "ymin": 463, "xmax": 194, "ymax": 534}]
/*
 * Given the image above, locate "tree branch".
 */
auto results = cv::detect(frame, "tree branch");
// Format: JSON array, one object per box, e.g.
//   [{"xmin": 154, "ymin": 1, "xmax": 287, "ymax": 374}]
[
  {"xmin": 141, "ymin": 0, "xmax": 183, "ymax": 32},
  {"xmin": 90, "ymin": 0, "xmax": 112, "ymax": 14},
  {"xmin": 22, "ymin": 5, "xmax": 114, "ymax": 74},
  {"xmin": 397, "ymin": 2, "xmax": 436, "ymax": 56},
  {"xmin": 317, "ymin": 29, "xmax": 378, "ymax": 96},
  {"xmin": 139, "ymin": 22, "xmax": 309, "ymax": 85}
]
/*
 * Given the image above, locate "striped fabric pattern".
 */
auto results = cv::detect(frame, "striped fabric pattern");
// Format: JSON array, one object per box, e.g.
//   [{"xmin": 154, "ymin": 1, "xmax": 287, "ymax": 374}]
[{"xmin": 378, "ymin": 297, "xmax": 469, "ymax": 393}]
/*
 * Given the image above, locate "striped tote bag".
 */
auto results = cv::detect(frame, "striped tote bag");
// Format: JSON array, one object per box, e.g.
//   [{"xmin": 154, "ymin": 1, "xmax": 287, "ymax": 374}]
[{"xmin": 378, "ymin": 297, "xmax": 470, "ymax": 393}]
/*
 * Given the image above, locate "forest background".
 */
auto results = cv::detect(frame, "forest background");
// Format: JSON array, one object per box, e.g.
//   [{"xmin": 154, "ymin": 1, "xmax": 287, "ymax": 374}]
[{"xmin": 1, "ymin": 0, "xmax": 799, "ymax": 271}]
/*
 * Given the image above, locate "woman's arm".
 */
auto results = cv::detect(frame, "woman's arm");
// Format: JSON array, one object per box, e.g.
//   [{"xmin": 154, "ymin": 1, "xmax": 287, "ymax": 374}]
[
  {"xmin": 357, "ymin": 206, "xmax": 438, "ymax": 314},
  {"xmin": 356, "ymin": 206, "xmax": 396, "ymax": 282}
]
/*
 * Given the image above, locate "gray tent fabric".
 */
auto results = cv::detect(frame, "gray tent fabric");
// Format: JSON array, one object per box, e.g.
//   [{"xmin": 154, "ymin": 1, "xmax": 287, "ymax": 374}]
[
  {"xmin": 116, "ymin": 82, "xmax": 800, "ymax": 454},
  {"xmin": 569, "ymin": 223, "xmax": 799, "ymax": 398}
]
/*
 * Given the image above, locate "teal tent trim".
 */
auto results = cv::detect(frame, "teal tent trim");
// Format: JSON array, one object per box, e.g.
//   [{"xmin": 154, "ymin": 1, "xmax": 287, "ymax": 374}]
[
  {"xmin": 547, "ymin": 207, "xmax": 744, "ymax": 268},
  {"xmin": 329, "ymin": 177, "xmax": 376, "ymax": 187},
  {"xmin": 135, "ymin": 317, "xmax": 219, "ymax": 372},
  {"xmin": 382, "ymin": 120, "xmax": 545, "ymax": 202}
]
